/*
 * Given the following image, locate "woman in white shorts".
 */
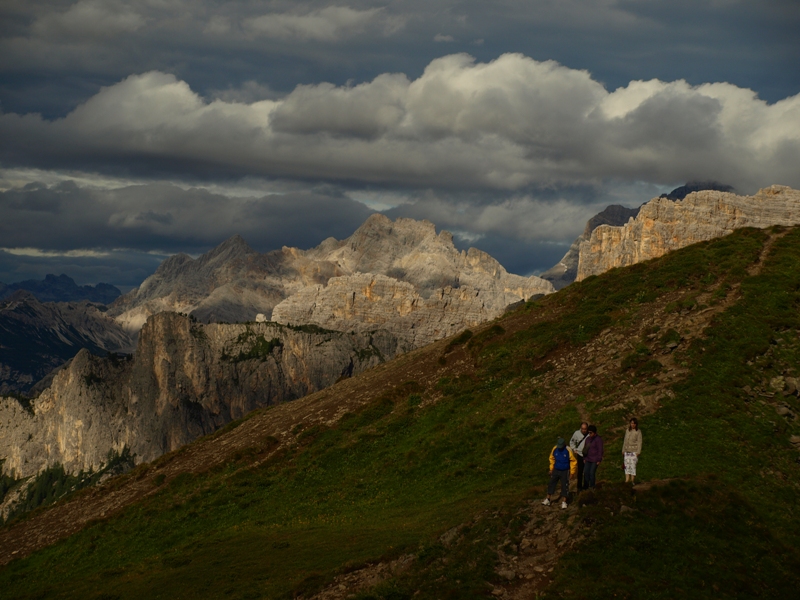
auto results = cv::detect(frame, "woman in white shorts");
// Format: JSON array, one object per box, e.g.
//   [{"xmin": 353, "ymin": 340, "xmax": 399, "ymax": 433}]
[{"xmin": 622, "ymin": 417, "xmax": 642, "ymax": 484}]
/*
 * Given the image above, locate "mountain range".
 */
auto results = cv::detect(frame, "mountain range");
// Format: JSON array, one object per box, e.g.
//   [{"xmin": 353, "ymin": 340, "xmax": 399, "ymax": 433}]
[
  {"xmin": 110, "ymin": 214, "xmax": 554, "ymax": 345},
  {"xmin": 0, "ymin": 291, "xmax": 132, "ymax": 395},
  {"xmin": 0, "ymin": 274, "xmax": 121, "ymax": 304},
  {"xmin": 2, "ymin": 222, "xmax": 799, "ymax": 598},
  {"xmin": 3, "ymin": 184, "xmax": 800, "ymax": 487}
]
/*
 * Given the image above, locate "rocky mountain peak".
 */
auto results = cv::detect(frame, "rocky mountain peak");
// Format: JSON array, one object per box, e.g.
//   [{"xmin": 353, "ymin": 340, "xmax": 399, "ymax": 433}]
[
  {"xmin": 110, "ymin": 213, "xmax": 553, "ymax": 346},
  {"xmin": 200, "ymin": 234, "xmax": 255, "ymax": 264}
]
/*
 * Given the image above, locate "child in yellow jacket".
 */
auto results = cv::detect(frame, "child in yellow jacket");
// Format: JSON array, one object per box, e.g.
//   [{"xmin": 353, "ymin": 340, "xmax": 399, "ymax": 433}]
[{"xmin": 542, "ymin": 437, "xmax": 577, "ymax": 509}]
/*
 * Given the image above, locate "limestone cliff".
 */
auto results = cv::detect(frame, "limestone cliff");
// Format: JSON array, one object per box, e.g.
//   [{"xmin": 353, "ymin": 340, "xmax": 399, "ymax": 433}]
[
  {"xmin": 541, "ymin": 205, "xmax": 641, "ymax": 290},
  {"xmin": 0, "ymin": 312, "xmax": 405, "ymax": 478},
  {"xmin": 272, "ymin": 217, "xmax": 553, "ymax": 345},
  {"xmin": 272, "ymin": 272, "xmax": 544, "ymax": 348},
  {"xmin": 576, "ymin": 185, "xmax": 800, "ymax": 280},
  {"xmin": 112, "ymin": 214, "xmax": 553, "ymax": 346}
]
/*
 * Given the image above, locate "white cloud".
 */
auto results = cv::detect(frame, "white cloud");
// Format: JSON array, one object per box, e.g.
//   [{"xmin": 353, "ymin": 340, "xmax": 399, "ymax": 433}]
[
  {"xmin": 2, "ymin": 247, "xmax": 110, "ymax": 258},
  {"xmin": 434, "ymin": 33, "xmax": 455, "ymax": 42},
  {"xmin": 243, "ymin": 6, "xmax": 389, "ymax": 42},
  {"xmin": 2, "ymin": 53, "xmax": 799, "ymax": 194}
]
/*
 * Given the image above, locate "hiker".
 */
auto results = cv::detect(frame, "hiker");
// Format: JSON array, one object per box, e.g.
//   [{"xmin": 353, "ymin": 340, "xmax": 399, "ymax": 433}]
[
  {"xmin": 542, "ymin": 437, "xmax": 577, "ymax": 509},
  {"xmin": 622, "ymin": 417, "xmax": 643, "ymax": 484},
  {"xmin": 582, "ymin": 425, "xmax": 604, "ymax": 489},
  {"xmin": 569, "ymin": 421, "xmax": 589, "ymax": 492}
]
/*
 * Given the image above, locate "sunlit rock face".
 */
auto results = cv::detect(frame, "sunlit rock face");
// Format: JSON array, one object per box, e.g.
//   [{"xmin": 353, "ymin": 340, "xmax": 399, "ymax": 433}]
[
  {"xmin": 112, "ymin": 214, "xmax": 554, "ymax": 348},
  {"xmin": 272, "ymin": 216, "xmax": 553, "ymax": 347},
  {"xmin": 0, "ymin": 312, "xmax": 404, "ymax": 478},
  {"xmin": 541, "ymin": 205, "xmax": 642, "ymax": 290},
  {"xmin": 576, "ymin": 186, "xmax": 800, "ymax": 281}
]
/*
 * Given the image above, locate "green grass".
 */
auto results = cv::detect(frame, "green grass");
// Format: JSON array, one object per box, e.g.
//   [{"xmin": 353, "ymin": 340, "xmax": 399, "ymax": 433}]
[
  {"xmin": 543, "ymin": 228, "xmax": 800, "ymax": 598},
  {"xmin": 2, "ymin": 227, "xmax": 799, "ymax": 599}
]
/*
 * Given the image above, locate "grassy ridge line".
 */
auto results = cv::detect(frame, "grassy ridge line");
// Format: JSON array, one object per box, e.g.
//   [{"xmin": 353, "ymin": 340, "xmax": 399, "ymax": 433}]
[
  {"xmin": 1, "ymin": 228, "xmax": 799, "ymax": 599},
  {"xmin": 543, "ymin": 228, "xmax": 800, "ymax": 599}
]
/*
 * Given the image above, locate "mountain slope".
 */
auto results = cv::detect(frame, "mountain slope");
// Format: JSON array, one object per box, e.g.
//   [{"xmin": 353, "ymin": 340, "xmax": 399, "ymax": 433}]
[
  {"xmin": 1, "ymin": 227, "xmax": 799, "ymax": 598},
  {"xmin": 0, "ymin": 291, "xmax": 133, "ymax": 394}
]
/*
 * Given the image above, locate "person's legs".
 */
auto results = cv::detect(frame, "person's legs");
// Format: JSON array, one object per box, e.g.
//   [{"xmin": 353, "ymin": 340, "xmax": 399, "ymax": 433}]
[
  {"xmin": 546, "ymin": 471, "xmax": 559, "ymax": 498},
  {"xmin": 559, "ymin": 469, "xmax": 569, "ymax": 500},
  {"xmin": 624, "ymin": 452, "xmax": 637, "ymax": 484},
  {"xmin": 576, "ymin": 455, "xmax": 585, "ymax": 491},
  {"xmin": 584, "ymin": 461, "xmax": 598, "ymax": 489}
]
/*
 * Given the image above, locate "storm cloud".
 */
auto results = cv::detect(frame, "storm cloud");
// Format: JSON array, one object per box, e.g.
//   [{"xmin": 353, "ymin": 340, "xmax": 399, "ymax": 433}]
[
  {"xmin": 2, "ymin": 54, "xmax": 799, "ymax": 193},
  {"xmin": 0, "ymin": 180, "xmax": 374, "ymax": 253}
]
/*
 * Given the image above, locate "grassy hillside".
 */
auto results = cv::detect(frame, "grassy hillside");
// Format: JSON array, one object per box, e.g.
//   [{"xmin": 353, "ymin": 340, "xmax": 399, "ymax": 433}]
[{"xmin": 1, "ymin": 227, "xmax": 799, "ymax": 599}]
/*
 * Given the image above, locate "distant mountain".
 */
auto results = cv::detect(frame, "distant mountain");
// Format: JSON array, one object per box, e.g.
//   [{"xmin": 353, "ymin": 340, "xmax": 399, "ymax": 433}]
[
  {"xmin": 540, "ymin": 204, "xmax": 641, "ymax": 289},
  {"xmin": 0, "ymin": 291, "xmax": 133, "ymax": 395},
  {"xmin": 659, "ymin": 180, "xmax": 734, "ymax": 200},
  {"xmin": 541, "ymin": 181, "xmax": 737, "ymax": 289},
  {"xmin": 111, "ymin": 215, "xmax": 554, "ymax": 348},
  {"xmin": 0, "ymin": 274, "xmax": 121, "ymax": 304}
]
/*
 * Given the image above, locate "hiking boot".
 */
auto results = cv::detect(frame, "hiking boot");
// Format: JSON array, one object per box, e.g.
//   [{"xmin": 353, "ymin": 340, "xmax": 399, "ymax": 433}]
[
  {"xmin": 542, "ymin": 498, "xmax": 551, "ymax": 506},
  {"xmin": 561, "ymin": 501, "xmax": 568, "ymax": 510}
]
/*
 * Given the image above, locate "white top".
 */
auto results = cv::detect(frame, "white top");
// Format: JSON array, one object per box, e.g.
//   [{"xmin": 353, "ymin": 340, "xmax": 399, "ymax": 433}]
[{"xmin": 569, "ymin": 429, "xmax": 589, "ymax": 457}]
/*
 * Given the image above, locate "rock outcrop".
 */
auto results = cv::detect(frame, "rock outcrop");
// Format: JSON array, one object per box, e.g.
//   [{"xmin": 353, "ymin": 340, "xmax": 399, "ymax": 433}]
[
  {"xmin": 0, "ymin": 312, "xmax": 405, "ymax": 478},
  {"xmin": 0, "ymin": 292, "xmax": 133, "ymax": 395},
  {"xmin": 576, "ymin": 185, "xmax": 800, "ymax": 281},
  {"xmin": 541, "ymin": 182, "xmax": 739, "ymax": 290},
  {"xmin": 272, "ymin": 272, "xmax": 539, "ymax": 348},
  {"xmin": 541, "ymin": 205, "xmax": 641, "ymax": 290},
  {"xmin": 112, "ymin": 215, "xmax": 554, "ymax": 346}
]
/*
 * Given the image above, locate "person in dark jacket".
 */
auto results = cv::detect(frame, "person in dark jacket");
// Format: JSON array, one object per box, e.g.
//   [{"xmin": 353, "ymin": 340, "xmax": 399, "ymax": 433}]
[
  {"xmin": 542, "ymin": 437, "xmax": 577, "ymax": 509},
  {"xmin": 582, "ymin": 425, "xmax": 604, "ymax": 489}
]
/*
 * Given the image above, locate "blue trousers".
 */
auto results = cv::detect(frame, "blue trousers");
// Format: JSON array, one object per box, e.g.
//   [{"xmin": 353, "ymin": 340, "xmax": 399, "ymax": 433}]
[{"xmin": 583, "ymin": 461, "xmax": 599, "ymax": 489}]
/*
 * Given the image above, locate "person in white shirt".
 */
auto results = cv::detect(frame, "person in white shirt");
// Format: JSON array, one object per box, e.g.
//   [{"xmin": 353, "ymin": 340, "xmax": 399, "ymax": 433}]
[{"xmin": 569, "ymin": 422, "xmax": 589, "ymax": 492}]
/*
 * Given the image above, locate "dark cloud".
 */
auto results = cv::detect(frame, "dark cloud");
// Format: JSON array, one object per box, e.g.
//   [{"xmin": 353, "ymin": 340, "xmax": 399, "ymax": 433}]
[
  {"xmin": 2, "ymin": 58, "xmax": 797, "ymax": 194},
  {"xmin": 0, "ymin": 180, "xmax": 374, "ymax": 254},
  {"xmin": 0, "ymin": 1, "xmax": 798, "ymax": 120},
  {"xmin": 0, "ymin": 248, "xmax": 163, "ymax": 290}
]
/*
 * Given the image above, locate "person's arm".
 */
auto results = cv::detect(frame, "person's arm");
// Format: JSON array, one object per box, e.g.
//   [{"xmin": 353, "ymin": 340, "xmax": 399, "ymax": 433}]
[
  {"xmin": 637, "ymin": 431, "xmax": 642, "ymax": 455},
  {"xmin": 548, "ymin": 447, "xmax": 555, "ymax": 473},
  {"xmin": 598, "ymin": 437, "xmax": 605, "ymax": 463},
  {"xmin": 568, "ymin": 448, "xmax": 577, "ymax": 477}
]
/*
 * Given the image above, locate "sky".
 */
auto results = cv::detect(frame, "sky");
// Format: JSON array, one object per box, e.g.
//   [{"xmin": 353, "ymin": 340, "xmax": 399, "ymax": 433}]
[{"xmin": 1, "ymin": 0, "xmax": 798, "ymax": 289}]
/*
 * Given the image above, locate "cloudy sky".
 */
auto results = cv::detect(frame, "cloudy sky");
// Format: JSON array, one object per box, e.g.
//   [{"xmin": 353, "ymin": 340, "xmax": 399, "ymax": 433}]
[{"xmin": 1, "ymin": 1, "xmax": 798, "ymax": 288}]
